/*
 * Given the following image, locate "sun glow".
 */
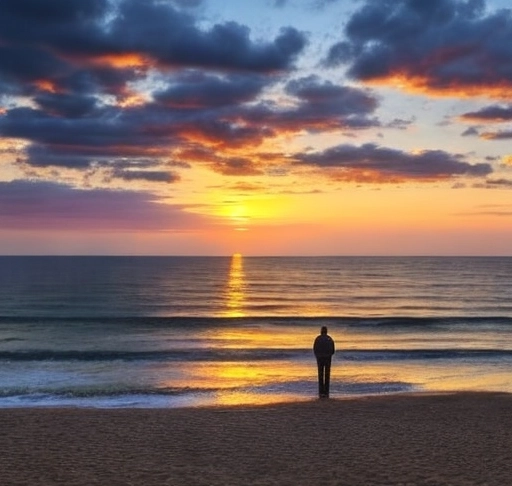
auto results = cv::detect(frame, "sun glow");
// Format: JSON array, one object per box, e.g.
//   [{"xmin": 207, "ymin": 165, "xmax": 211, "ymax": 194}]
[{"xmin": 213, "ymin": 195, "xmax": 295, "ymax": 231}]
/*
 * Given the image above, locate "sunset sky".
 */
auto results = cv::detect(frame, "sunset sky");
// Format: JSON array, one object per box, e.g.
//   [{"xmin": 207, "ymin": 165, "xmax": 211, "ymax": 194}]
[{"xmin": 1, "ymin": 0, "xmax": 512, "ymax": 255}]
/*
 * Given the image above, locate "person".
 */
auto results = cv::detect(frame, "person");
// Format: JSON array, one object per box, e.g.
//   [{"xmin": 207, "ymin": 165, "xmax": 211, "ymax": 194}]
[{"xmin": 313, "ymin": 326, "xmax": 335, "ymax": 398}]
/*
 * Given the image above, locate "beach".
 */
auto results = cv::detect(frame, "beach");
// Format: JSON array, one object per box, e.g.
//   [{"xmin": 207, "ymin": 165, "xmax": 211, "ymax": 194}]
[{"xmin": 2, "ymin": 392, "xmax": 512, "ymax": 486}]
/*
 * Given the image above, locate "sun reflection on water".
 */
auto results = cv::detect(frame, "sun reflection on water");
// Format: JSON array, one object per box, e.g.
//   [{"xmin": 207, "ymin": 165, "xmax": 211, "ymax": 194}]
[{"xmin": 223, "ymin": 253, "xmax": 246, "ymax": 317}]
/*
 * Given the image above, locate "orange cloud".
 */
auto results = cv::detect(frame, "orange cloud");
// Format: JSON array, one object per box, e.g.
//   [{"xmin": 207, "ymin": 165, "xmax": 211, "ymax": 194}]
[
  {"xmin": 115, "ymin": 92, "xmax": 149, "ymax": 108},
  {"xmin": 323, "ymin": 167, "xmax": 445, "ymax": 184},
  {"xmin": 326, "ymin": 2, "xmax": 512, "ymax": 101},
  {"xmin": 480, "ymin": 131, "xmax": 512, "ymax": 140},
  {"xmin": 34, "ymin": 79, "xmax": 59, "ymax": 93},
  {"xmin": 91, "ymin": 53, "xmax": 149, "ymax": 69},
  {"xmin": 365, "ymin": 71, "xmax": 512, "ymax": 100}
]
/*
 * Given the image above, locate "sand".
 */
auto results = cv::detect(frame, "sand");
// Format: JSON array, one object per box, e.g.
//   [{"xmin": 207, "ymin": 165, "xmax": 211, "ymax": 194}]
[{"xmin": 2, "ymin": 392, "xmax": 512, "ymax": 486}]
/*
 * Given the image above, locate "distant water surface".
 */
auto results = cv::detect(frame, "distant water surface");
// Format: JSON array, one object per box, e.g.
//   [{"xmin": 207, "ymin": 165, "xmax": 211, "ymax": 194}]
[{"xmin": 0, "ymin": 256, "xmax": 511, "ymax": 408}]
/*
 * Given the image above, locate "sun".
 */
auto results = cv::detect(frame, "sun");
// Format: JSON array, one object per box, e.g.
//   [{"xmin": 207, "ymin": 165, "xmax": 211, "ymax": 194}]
[{"xmin": 224, "ymin": 204, "xmax": 250, "ymax": 231}]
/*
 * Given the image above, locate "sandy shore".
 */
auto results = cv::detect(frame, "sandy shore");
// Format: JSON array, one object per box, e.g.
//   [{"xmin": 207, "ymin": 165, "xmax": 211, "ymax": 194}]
[{"xmin": 2, "ymin": 392, "xmax": 512, "ymax": 486}]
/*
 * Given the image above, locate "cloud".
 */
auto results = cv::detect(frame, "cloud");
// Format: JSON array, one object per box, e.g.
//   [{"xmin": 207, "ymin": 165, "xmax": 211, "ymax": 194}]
[
  {"xmin": 210, "ymin": 157, "xmax": 264, "ymax": 176},
  {"xmin": 107, "ymin": 1, "xmax": 307, "ymax": 72},
  {"xmin": 153, "ymin": 72, "xmax": 269, "ymax": 109},
  {"xmin": 294, "ymin": 143, "xmax": 493, "ymax": 182},
  {"xmin": 0, "ymin": 0, "xmax": 387, "ymax": 183},
  {"xmin": 0, "ymin": 0, "xmax": 309, "ymax": 174},
  {"xmin": 324, "ymin": 0, "xmax": 512, "ymax": 98},
  {"xmin": 225, "ymin": 182, "xmax": 264, "ymax": 192},
  {"xmin": 243, "ymin": 75, "xmax": 380, "ymax": 133},
  {"xmin": 461, "ymin": 126, "xmax": 480, "ymax": 137},
  {"xmin": 460, "ymin": 104, "xmax": 512, "ymax": 122},
  {"xmin": 1, "ymin": 74, "xmax": 381, "ymax": 173},
  {"xmin": 109, "ymin": 169, "xmax": 180, "ymax": 184},
  {"xmin": 285, "ymin": 75, "xmax": 377, "ymax": 115},
  {"xmin": 33, "ymin": 92, "xmax": 98, "ymax": 119},
  {"xmin": 0, "ymin": 0, "xmax": 308, "ymax": 116},
  {"xmin": 480, "ymin": 130, "xmax": 512, "ymax": 140},
  {"xmin": 1, "ymin": 106, "xmax": 176, "ymax": 168},
  {"xmin": 485, "ymin": 179, "xmax": 512, "ymax": 188},
  {"xmin": 386, "ymin": 118, "xmax": 414, "ymax": 130},
  {"xmin": 0, "ymin": 180, "xmax": 208, "ymax": 230}
]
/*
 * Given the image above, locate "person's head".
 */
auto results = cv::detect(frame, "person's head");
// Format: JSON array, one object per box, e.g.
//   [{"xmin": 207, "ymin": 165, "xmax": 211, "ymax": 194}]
[{"xmin": 320, "ymin": 326, "xmax": 328, "ymax": 335}]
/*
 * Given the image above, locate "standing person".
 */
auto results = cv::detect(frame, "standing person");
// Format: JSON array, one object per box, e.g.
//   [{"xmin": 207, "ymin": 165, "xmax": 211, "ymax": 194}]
[{"xmin": 313, "ymin": 326, "xmax": 335, "ymax": 398}]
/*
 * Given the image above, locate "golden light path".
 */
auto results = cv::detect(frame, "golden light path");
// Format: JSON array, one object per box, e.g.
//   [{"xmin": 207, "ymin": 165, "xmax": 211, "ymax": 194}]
[
  {"xmin": 223, "ymin": 252, "xmax": 246, "ymax": 318},
  {"xmin": 189, "ymin": 253, "xmax": 308, "ymax": 406}
]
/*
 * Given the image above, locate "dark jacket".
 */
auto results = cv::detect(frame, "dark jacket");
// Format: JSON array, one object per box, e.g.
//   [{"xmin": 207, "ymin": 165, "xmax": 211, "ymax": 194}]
[{"xmin": 313, "ymin": 334, "xmax": 335, "ymax": 358}]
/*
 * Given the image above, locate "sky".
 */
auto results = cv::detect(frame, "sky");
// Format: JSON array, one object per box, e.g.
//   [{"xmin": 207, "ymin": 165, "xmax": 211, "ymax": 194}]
[{"xmin": 1, "ymin": 0, "xmax": 512, "ymax": 256}]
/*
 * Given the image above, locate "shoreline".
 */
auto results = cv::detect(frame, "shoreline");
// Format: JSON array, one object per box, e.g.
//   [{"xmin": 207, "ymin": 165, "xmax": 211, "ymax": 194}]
[{"xmin": 2, "ymin": 392, "xmax": 512, "ymax": 485}]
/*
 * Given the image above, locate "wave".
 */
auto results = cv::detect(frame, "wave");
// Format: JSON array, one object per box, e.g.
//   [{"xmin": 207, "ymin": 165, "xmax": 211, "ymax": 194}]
[
  {"xmin": 343, "ymin": 349, "xmax": 512, "ymax": 361},
  {"xmin": 0, "ymin": 348, "xmax": 306, "ymax": 362},
  {"xmin": 2, "ymin": 347, "xmax": 512, "ymax": 363},
  {"xmin": 0, "ymin": 385, "xmax": 220, "ymax": 399},
  {"xmin": 0, "ymin": 380, "xmax": 418, "ymax": 403},
  {"xmin": 2, "ymin": 315, "xmax": 512, "ymax": 327}
]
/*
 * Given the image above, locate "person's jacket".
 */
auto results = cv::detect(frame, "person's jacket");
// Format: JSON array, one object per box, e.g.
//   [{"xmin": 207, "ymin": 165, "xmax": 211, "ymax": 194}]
[{"xmin": 313, "ymin": 334, "xmax": 335, "ymax": 358}]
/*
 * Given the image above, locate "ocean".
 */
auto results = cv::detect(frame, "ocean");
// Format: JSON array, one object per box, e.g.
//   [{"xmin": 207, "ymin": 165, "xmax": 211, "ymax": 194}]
[{"xmin": 1, "ymin": 255, "xmax": 511, "ymax": 408}]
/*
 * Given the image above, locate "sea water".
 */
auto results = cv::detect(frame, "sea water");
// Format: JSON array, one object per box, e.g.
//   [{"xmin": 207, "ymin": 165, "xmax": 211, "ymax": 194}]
[{"xmin": 0, "ymin": 256, "xmax": 511, "ymax": 408}]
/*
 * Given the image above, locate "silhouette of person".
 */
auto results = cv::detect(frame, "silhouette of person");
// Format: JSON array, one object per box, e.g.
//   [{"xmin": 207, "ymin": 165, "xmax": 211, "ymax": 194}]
[{"xmin": 313, "ymin": 326, "xmax": 335, "ymax": 398}]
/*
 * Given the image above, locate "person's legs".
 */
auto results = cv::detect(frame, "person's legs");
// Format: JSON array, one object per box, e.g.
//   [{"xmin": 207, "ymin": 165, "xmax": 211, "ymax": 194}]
[
  {"xmin": 324, "ymin": 357, "xmax": 332, "ymax": 397},
  {"xmin": 317, "ymin": 359, "xmax": 325, "ymax": 397}
]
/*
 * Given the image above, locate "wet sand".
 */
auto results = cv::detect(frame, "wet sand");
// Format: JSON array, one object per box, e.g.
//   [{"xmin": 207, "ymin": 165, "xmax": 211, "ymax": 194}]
[{"xmin": 2, "ymin": 392, "xmax": 512, "ymax": 486}]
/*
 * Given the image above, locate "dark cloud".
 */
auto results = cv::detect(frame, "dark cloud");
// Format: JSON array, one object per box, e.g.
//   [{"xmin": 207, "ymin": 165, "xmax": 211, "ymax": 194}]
[
  {"xmin": 294, "ymin": 143, "xmax": 493, "ymax": 181},
  {"xmin": 386, "ymin": 118, "xmax": 414, "ymax": 130},
  {"xmin": 24, "ymin": 144, "xmax": 93, "ymax": 169},
  {"xmin": 460, "ymin": 104, "xmax": 512, "ymax": 122},
  {"xmin": 324, "ymin": 0, "xmax": 512, "ymax": 97},
  {"xmin": 2, "ymin": 110, "xmax": 147, "ymax": 165},
  {"xmin": 243, "ymin": 75, "xmax": 380, "ymax": 133},
  {"xmin": 485, "ymin": 179, "xmax": 512, "ymax": 188},
  {"xmin": 0, "ymin": 45, "xmax": 71, "ymax": 91},
  {"xmin": 1, "ymin": 0, "xmax": 107, "ymax": 24},
  {"xmin": 0, "ymin": 0, "xmax": 313, "ymax": 173},
  {"xmin": 109, "ymin": 169, "xmax": 180, "ymax": 184},
  {"xmin": 1, "ymin": 104, "xmax": 185, "ymax": 168},
  {"xmin": 153, "ymin": 72, "xmax": 269, "ymax": 109},
  {"xmin": 0, "ymin": 0, "xmax": 110, "ymax": 92},
  {"xmin": 0, "ymin": 1, "xmax": 385, "ymax": 186},
  {"xmin": 285, "ymin": 75, "xmax": 377, "ymax": 115},
  {"xmin": 175, "ymin": 118, "xmax": 274, "ymax": 149},
  {"xmin": 96, "ymin": 159, "xmax": 183, "ymax": 184},
  {"xmin": 210, "ymin": 157, "xmax": 264, "ymax": 176},
  {"xmin": 0, "ymin": 0, "xmax": 307, "ymax": 98},
  {"xmin": 480, "ymin": 130, "xmax": 512, "ymax": 140},
  {"xmin": 461, "ymin": 126, "xmax": 479, "ymax": 136},
  {"xmin": 1, "ymin": 99, "xmax": 270, "ymax": 170},
  {"xmin": 34, "ymin": 93, "xmax": 98, "ymax": 118},
  {"xmin": 107, "ymin": 0, "xmax": 307, "ymax": 72},
  {"xmin": 0, "ymin": 180, "xmax": 209, "ymax": 230},
  {"xmin": 2, "ymin": 70, "xmax": 383, "ymax": 172}
]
